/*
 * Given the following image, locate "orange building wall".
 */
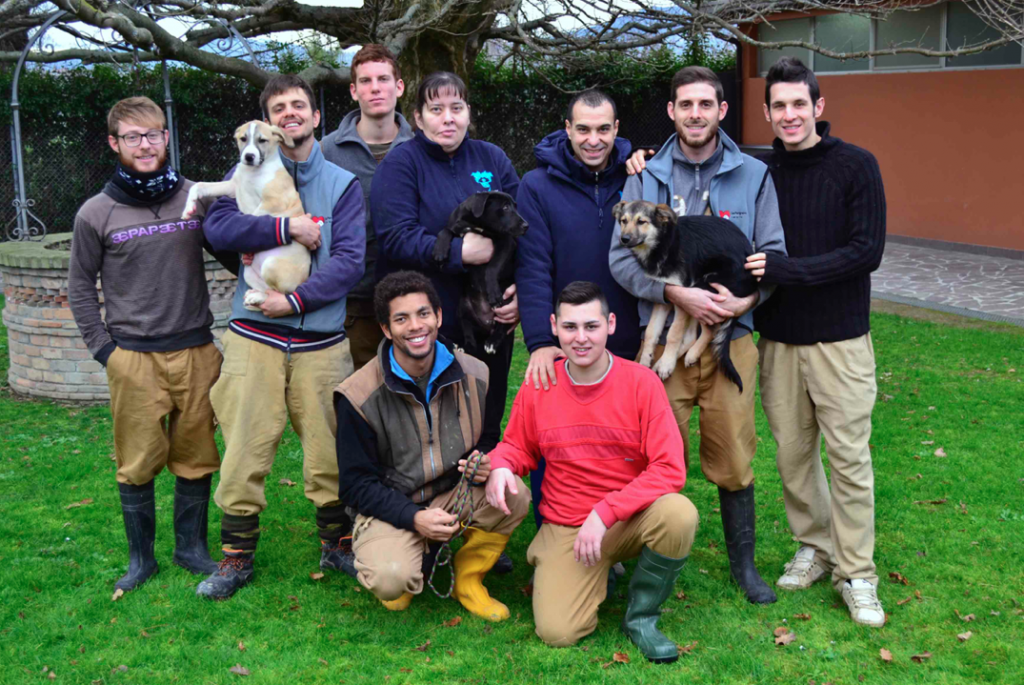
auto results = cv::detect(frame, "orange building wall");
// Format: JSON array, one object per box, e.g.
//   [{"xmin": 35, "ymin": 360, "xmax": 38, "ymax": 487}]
[{"xmin": 741, "ymin": 57, "xmax": 1024, "ymax": 251}]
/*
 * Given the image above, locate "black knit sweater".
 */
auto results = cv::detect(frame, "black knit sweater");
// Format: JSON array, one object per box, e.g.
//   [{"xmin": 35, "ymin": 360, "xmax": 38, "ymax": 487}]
[{"xmin": 754, "ymin": 122, "xmax": 886, "ymax": 345}]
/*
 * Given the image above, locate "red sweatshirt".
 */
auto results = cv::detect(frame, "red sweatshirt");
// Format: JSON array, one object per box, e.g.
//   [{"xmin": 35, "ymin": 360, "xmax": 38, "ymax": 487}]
[{"xmin": 489, "ymin": 355, "xmax": 686, "ymax": 528}]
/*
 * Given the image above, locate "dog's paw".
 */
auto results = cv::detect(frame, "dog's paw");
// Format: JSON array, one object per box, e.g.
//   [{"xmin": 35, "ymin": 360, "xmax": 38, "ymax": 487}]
[
  {"xmin": 683, "ymin": 348, "xmax": 701, "ymax": 368},
  {"xmin": 639, "ymin": 352, "xmax": 654, "ymax": 368},
  {"xmin": 243, "ymin": 289, "xmax": 267, "ymax": 310},
  {"xmin": 181, "ymin": 201, "xmax": 196, "ymax": 220},
  {"xmin": 484, "ymin": 344, "xmax": 496, "ymax": 355},
  {"xmin": 653, "ymin": 356, "xmax": 677, "ymax": 380}
]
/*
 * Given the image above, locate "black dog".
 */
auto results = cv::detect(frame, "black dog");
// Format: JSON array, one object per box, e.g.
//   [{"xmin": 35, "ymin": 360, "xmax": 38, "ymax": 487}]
[
  {"xmin": 432, "ymin": 191, "xmax": 529, "ymax": 354},
  {"xmin": 614, "ymin": 200, "xmax": 758, "ymax": 391}
]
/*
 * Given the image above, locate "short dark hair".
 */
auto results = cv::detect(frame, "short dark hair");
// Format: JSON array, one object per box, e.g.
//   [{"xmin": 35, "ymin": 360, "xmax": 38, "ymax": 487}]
[
  {"xmin": 765, "ymin": 56, "xmax": 820, "ymax": 106},
  {"xmin": 555, "ymin": 281, "xmax": 609, "ymax": 319},
  {"xmin": 415, "ymin": 71, "xmax": 468, "ymax": 115},
  {"xmin": 669, "ymin": 66, "xmax": 724, "ymax": 105},
  {"xmin": 374, "ymin": 271, "xmax": 442, "ymax": 326},
  {"xmin": 351, "ymin": 44, "xmax": 402, "ymax": 82},
  {"xmin": 565, "ymin": 89, "xmax": 617, "ymax": 123},
  {"xmin": 260, "ymin": 74, "xmax": 316, "ymax": 120}
]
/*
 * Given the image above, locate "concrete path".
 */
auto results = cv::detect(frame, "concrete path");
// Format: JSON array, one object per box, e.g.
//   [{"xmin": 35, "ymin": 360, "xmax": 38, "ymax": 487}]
[{"xmin": 872, "ymin": 241, "xmax": 1024, "ymax": 327}]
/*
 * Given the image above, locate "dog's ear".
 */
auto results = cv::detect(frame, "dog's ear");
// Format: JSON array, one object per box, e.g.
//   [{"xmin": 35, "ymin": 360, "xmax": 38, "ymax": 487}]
[
  {"xmin": 612, "ymin": 201, "xmax": 627, "ymax": 220},
  {"xmin": 270, "ymin": 126, "xmax": 295, "ymax": 148},
  {"xmin": 466, "ymin": 192, "xmax": 490, "ymax": 219},
  {"xmin": 654, "ymin": 203, "xmax": 677, "ymax": 227}
]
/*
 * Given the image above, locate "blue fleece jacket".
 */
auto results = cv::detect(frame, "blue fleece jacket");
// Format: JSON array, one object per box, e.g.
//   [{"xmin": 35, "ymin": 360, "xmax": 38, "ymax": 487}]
[
  {"xmin": 370, "ymin": 131, "xmax": 520, "ymax": 340},
  {"xmin": 515, "ymin": 130, "xmax": 640, "ymax": 359}
]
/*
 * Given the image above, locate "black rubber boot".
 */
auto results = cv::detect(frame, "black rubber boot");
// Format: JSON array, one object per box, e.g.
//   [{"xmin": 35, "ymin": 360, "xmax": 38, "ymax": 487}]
[
  {"xmin": 621, "ymin": 547, "xmax": 687, "ymax": 663},
  {"xmin": 171, "ymin": 475, "xmax": 219, "ymax": 575},
  {"xmin": 196, "ymin": 550, "xmax": 254, "ymax": 600},
  {"xmin": 115, "ymin": 481, "xmax": 159, "ymax": 592},
  {"xmin": 492, "ymin": 552, "xmax": 514, "ymax": 575},
  {"xmin": 320, "ymin": 536, "xmax": 357, "ymax": 578},
  {"xmin": 719, "ymin": 484, "xmax": 777, "ymax": 604}
]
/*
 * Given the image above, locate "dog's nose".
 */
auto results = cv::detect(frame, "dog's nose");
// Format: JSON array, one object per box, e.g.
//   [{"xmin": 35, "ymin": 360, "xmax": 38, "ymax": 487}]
[
  {"xmin": 620, "ymin": 234, "xmax": 631, "ymax": 245},
  {"xmin": 244, "ymin": 153, "xmax": 255, "ymax": 164}
]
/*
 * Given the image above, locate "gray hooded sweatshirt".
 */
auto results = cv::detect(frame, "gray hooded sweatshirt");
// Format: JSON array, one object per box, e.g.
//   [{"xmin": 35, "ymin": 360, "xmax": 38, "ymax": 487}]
[{"xmin": 322, "ymin": 109, "xmax": 415, "ymax": 305}]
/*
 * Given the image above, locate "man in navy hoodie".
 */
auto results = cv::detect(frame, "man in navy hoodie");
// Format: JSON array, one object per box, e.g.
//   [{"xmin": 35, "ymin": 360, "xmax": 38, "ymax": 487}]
[{"xmin": 514, "ymin": 90, "xmax": 640, "ymax": 532}]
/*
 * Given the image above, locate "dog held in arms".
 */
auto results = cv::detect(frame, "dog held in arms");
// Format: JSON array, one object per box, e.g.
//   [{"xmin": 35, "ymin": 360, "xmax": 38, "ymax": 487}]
[
  {"xmin": 182, "ymin": 120, "xmax": 310, "ymax": 311},
  {"xmin": 613, "ymin": 199, "xmax": 758, "ymax": 391},
  {"xmin": 432, "ymin": 191, "xmax": 529, "ymax": 354}
]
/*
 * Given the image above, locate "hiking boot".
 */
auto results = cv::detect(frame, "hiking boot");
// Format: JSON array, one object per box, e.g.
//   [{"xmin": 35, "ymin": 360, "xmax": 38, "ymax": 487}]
[
  {"xmin": 842, "ymin": 579, "xmax": 886, "ymax": 627},
  {"xmin": 492, "ymin": 552, "xmax": 514, "ymax": 575},
  {"xmin": 115, "ymin": 481, "xmax": 159, "ymax": 592},
  {"xmin": 777, "ymin": 546, "xmax": 828, "ymax": 591},
  {"xmin": 453, "ymin": 528, "xmax": 511, "ymax": 622},
  {"xmin": 621, "ymin": 547, "xmax": 687, "ymax": 663},
  {"xmin": 719, "ymin": 485, "xmax": 777, "ymax": 604},
  {"xmin": 196, "ymin": 550, "xmax": 254, "ymax": 600},
  {"xmin": 171, "ymin": 475, "xmax": 219, "ymax": 576},
  {"xmin": 320, "ymin": 536, "xmax": 357, "ymax": 578}
]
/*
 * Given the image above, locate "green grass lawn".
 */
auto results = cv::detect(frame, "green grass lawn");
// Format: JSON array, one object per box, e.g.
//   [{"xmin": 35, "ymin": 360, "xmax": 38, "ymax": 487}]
[{"xmin": 2, "ymin": 294, "xmax": 1023, "ymax": 684}]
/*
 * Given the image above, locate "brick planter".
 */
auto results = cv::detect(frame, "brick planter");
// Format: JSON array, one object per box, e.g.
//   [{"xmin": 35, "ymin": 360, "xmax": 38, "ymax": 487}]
[{"xmin": 1, "ymin": 235, "xmax": 236, "ymax": 402}]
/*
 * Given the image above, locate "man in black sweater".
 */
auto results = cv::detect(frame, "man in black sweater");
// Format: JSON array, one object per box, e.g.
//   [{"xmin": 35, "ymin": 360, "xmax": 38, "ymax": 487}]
[{"xmin": 746, "ymin": 57, "xmax": 886, "ymax": 627}]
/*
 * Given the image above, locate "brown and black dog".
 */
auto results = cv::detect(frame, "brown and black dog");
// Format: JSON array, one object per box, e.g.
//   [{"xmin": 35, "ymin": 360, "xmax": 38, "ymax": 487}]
[{"xmin": 613, "ymin": 200, "xmax": 757, "ymax": 391}]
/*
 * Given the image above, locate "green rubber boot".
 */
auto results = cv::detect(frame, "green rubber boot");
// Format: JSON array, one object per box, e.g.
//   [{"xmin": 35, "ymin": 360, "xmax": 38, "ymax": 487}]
[{"xmin": 621, "ymin": 547, "xmax": 688, "ymax": 664}]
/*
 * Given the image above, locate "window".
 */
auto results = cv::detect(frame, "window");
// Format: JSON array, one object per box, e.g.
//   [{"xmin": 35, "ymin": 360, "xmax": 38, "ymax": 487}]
[{"xmin": 756, "ymin": 2, "xmax": 1024, "ymax": 74}]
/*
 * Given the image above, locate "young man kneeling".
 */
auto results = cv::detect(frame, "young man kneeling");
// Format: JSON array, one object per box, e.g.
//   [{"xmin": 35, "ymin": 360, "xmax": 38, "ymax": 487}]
[
  {"xmin": 334, "ymin": 271, "xmax": 530, "ymax": 619},
  {"xmin": 486, "ymin": 281, "xmax": 698, "ymax": 662}
]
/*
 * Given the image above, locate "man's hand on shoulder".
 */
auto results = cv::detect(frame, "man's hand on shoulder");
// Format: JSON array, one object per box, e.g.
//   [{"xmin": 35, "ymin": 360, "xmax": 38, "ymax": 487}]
[
  {"xmin": 413, "ymin": 508, "xmax": 459, "ymax": 542},
  {"xmin": 665, "ymin": 284, "xmax": 732, "ymax": 326},
  {"xmin": 573, "ymin": 510, "xmax": 608, "ymax": 567},
  {"xmin": 624, "ymin": 148, "xmax": 656, "ymax": 176},
  {"xmin": 526, "ymin": 345, "xmax": 564, "ymax": 391},
  {"xmin": 485, "ymin": 467, "xmax": 518, "ymax": 516}
]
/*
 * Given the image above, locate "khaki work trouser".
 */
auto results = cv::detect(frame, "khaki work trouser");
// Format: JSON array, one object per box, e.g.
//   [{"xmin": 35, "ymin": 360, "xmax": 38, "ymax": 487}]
[
  {"xmin": 758, "ymin": 334, "xmax": 879, "ymax": 591},
  {"xmin": 106, "ymin": 344, "xmax": 222, "ymax": 485},
  {"xmin": 211, "ymin": 331, "xmax": 354, "ymax": 517},
  {"xmin": 352, "ymin": 476, "xmax": 531, "ymax": 602},
  {"xmin": 344, "ymin": 312, "xmax": 384, "ymax": 372},
  {"xmin": 650, "ymin": 335, "xmax": 759, "ymax": 491},
  {"xmin": 528, "ymin": 494, "xmax": 698, "ymax": 647}
]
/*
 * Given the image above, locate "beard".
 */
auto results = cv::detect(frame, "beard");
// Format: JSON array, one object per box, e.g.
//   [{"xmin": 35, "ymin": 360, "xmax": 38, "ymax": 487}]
[
  {"xmin": 118, "ymin": 145, "xmax": 168, "ymax": 172},
  {"xmin": 678, "ymin": 118, "xmax": 720, "ymax": 149}
]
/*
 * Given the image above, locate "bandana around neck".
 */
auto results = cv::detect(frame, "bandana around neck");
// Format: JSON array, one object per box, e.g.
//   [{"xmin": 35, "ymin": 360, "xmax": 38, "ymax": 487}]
[{"xmin": 109, "ymin": 161, "xmax": 182, "ymax": 206}]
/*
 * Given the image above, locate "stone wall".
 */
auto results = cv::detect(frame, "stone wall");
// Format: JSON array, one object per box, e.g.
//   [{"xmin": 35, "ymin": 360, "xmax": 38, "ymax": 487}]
[{"xmin": 1, "ymin": 235, "xmax": 236, "ymax": 402}]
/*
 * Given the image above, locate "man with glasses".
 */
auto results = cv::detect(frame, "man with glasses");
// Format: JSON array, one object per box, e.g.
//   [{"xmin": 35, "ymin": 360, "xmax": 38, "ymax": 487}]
[{"xmin": 69, "ymin": 96, "xmax": 238, "ymax": 594}]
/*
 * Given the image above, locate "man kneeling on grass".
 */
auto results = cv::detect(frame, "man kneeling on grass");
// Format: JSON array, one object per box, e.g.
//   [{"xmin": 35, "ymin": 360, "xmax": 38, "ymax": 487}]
[
  {"xmin": 486, "ymin": 281, "xmax": 698, "ymax": 662},
  {"xmin": 334, "ymin": 271, "xmax": 530, "ymax": 619}
]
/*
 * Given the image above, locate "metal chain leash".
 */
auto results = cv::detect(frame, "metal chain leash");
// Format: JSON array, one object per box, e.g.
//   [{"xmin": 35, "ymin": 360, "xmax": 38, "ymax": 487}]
[{"xmin": 426, "ymin": 453, "xmax": 483, "ymax": 599}]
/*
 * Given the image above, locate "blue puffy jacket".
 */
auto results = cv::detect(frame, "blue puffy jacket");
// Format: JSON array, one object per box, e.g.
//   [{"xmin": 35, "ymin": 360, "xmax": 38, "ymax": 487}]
[{"xmin": 515, "ymin": 129, "xmax": 640, "ymax": 359}]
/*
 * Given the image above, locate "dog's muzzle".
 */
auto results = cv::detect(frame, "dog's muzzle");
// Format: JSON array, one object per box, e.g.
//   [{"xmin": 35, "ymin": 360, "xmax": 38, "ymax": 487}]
[{"xmin": 620, "ymin": 233, "xmax": 643, "ymax": 248}]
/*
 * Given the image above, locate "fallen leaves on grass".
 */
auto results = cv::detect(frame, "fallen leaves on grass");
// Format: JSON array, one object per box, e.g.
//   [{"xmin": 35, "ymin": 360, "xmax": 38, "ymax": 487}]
[
  {"xmin": 957, "ymin": 631, "xmax": 973, "ymax": 642},
  {"xmin": 111, "ymin": 588, "xmax": 124, "ymax": 602},
  {"xmin": 773, "ymin": 627, "xmax": 797, "ymax": 646},
  {"xmin": 601, "ymin": 652, "xmax": 631, "ymax": 668},
  {"xmin": 910, "ymin": 652, "xmax": 932, "ymax": 663},
  {"xmin": 399, "ymin": 668, "xmax": 412, "ymax": 673},
  {"xmin": 921, "ymin": 440, "xmax": 934, "ymax": 445},
  {"xmin": 443, "ymin": 616, "xmax": 462, "ymax": 628},
  {"xmin": 238, "ymin": 642, "xmax": 245, "ymax": 652},
  {"xmin": 318, "ymin": 659, "xmax": 328, "ymax": 666},
  {"xmin": 677, "ymin": 642, "xmax": 697, "ymax": 655},
  {"xmin": 278, "ymin": 479, "xmax": 297, "ymax": 487},
  {"xmin": 934, "ymin": 448, "xmax": 947, "ymax": 458},
  {"xmin": 915, "ymin": 590, "xmax": 922, "ymax": 600},
  {"xmin": 956, "ymin": 610, "xmax": 976, "ymax": 622},
  {"xmin": 889, "ymin": 572, "xmax": 911, "ymax": 585},
  {"xmin": 675, "ymin": 591, "xmax": 687, "ymax": 600},
  {"xmin": 229, "ymin": 664, "xmax": 251, "ymax": 676},
  {"xmin": 913, "ymin": 498, "xmax": 948, "ymax": 505},
  {"xmin": 880, "ymin": 648, "xmax": 893, "ymax": 663},
  {"xmin": 897, "ymin": 597, "xmax": 913, "ymax": 606},
  {"xmin": 309, "ymin": 572, "xmax": 325, "ymax": 581},
  {"xmin": 414, "ymin": 640, "xmax": 431, "ymax": 652},
  {"xmin": 64, "ymin": 498, "xmax": 93, "ymax": 510},
  {"xmin": 793, "ymin": 613, "xmax": 812, "ymax": 621}
]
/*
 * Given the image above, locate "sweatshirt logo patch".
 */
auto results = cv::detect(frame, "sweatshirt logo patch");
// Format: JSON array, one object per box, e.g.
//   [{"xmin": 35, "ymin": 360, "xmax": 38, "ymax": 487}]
[
  {"xmin": 718, "ymin": 210, "xmax": 731, "ymax": 220},
  {"xmin": 471, "ymin": 171, "xmax": 494, "ymax": 190},
  {"xmin": 311, "ymin": 216, "xmax": 325, "ymax": 227}
]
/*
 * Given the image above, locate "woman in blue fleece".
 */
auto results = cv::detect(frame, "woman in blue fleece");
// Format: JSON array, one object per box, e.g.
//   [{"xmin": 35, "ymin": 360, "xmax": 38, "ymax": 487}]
[{"xmin": 370, "ymin": 71, "xmax": 520, "ymax": 453}]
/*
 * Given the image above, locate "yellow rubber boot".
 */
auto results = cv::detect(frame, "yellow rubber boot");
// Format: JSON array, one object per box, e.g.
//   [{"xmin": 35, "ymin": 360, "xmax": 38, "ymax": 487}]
[
  {"xmin": 381, "ymin": 592, "xmax": 413, "ymax": 611},
  {"xmin": 453, "ymin": 528, "xmax": 511, "ymax": 622}
]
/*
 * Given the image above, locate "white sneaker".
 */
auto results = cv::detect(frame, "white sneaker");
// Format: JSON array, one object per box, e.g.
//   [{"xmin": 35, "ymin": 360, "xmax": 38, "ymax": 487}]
[
  {"xmin": 776, "ymin": 546, "xmax": 827, "ymax": 590},
  {"xmin": 842, "ymin": 579, "xmax": 886, "ymax": 627}
]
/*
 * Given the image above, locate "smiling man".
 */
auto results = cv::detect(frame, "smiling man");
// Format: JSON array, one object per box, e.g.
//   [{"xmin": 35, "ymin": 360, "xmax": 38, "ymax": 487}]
[
  {"xmin": 69, "ymin": 97, "xmax": 239, "ymax": 594},
  {"xmin": 610, "ymin": 66, "xmax": 787, "ymax": 605},
  {"xmin": 197, "ymin": 74, "xmax": 366, "ymax": 600},
  {"xmin": 486, "ymin": 281, "xmax": 697, "ymax": 662},
  {"xmin": 333, "ymin": 271, "xmax": 530, "ymax": 620},
  {"xmin": 746, "ymin": 57, "xmax": 887, "ymax": 627},
  {"xmin": 322, "ymin": 45, "xmax": 415, "ymax": 371}
]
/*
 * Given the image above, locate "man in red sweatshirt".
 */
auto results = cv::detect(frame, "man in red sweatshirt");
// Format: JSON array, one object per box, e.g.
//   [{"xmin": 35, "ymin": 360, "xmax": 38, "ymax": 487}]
[{"xmin": 486, "ymin": 281, "xmax": 698, "ymax": 663}]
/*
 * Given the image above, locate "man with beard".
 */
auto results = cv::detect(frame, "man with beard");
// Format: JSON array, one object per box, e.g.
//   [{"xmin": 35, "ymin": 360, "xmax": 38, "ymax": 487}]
[
  {"xmin": 745, "ymin": 57, "xmax": 886, "ymax": 627},
  {"xmin": 610, "ymin": 66, "xmax": 787, "ymax": 605},
  {"xmin": 69, "ymin": 96, "xmax": 238, "ymax": 593},
  {"xmin": 334, "ymin": 271, "xmax": 530, "ymax": 620},
  {"xmin": 321, "ymin": 44, "xmax": 414, "ymax": 371},
  {"xmin": 197, "ymin": 75, "xmax": 366, "ymax": 600}
]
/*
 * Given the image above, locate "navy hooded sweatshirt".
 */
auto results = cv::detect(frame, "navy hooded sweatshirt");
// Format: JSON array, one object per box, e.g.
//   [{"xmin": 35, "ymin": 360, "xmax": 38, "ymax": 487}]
[
  {"xmin": 515, "ymin": 129, "xmax": 640, "ymax": 359},
  {"xmin": 370, "ymin": 130, "xmax": 520, "ymax": 341}
]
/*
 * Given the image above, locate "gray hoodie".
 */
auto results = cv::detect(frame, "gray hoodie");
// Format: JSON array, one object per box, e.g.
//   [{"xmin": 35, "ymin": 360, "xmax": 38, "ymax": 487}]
[{"xmin": 322, "ymin": 109, "xmax": 414, "ymax": 303}]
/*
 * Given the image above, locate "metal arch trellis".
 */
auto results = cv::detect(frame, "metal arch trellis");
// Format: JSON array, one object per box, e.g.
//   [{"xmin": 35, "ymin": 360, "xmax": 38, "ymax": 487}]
[{"xmin": 5, "ymin": 6, "xmax": 259, "ymax": 242}]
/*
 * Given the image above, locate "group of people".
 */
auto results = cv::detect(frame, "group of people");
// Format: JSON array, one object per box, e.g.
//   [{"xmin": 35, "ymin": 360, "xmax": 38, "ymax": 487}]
[{"xmin": 69, "ymin": 42, "xmax": 888, "ymax": 663}]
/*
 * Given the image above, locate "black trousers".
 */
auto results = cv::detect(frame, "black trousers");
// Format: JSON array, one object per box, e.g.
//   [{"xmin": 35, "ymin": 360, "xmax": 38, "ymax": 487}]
[{"xmin": 459, "ymin": 331, "xmax": 515, "ymax": 453}]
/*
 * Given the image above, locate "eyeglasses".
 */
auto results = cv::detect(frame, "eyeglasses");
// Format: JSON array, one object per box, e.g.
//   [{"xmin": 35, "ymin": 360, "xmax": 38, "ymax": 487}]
[{"xmin": 116, "ymin": 130, "xmax": 166, "ymax": 147}]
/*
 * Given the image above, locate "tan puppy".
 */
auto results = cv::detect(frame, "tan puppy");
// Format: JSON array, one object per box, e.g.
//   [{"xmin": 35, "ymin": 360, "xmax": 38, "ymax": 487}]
[{"xmin": 182, "ymin": 120, "xmax": 310, "ymax": 311}]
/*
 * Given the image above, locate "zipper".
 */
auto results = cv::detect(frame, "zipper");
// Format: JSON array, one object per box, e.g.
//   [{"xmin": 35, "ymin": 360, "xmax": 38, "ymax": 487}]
[{"xmin": 594, "ymin": 172, "xmax": 603, "ymax": 226}]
